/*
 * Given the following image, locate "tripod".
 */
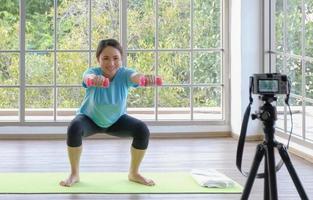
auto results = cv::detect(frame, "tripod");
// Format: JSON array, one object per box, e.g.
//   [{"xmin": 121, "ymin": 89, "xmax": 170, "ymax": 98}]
[{"xmin": 241, "ymin": 96, "xmax": 308, "ymax": 200}]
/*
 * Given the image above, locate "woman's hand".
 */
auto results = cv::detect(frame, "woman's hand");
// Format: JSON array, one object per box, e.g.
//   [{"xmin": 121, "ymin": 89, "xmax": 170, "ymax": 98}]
[
  {"xmin": 85, "ymin": 74, "xmax": 107, "ymax": 87},
  {"xmin": 131, "ymin": 73, "xmax": 162, "ymax": 86},
  {"xmin": 141, "ymin": 75, "xmax": 154, "ymax": 86},
  {"xmin": 93, "ymin": 75, "xmax": 105, "ymax": 87}
]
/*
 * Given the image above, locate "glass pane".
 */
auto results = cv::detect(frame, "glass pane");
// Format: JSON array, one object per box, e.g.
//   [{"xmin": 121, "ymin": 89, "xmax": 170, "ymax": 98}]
[
  {"xmin": 158, "ymin": 87, "xmax": 190, "ymax": 120},
  {"xmin": 26, "ymin": 0, "xmax": 54, "ymax": 50},
  {"xmin": 275, "ymin": 54, "xmax": 284, "ymax": 73},
  {"xmin": 128, "ymin": 0, "xmax": 155, "ymax": 49},
  {"xmin": 287, "ymin": 97, "xmax": 302, "ymax": 137},
  {"xmin": 25, "ymin": 87, "xmax": 54, "ymax": 121},
  {"xmin": 127, "ymin": 52, "xmax": 155, "ymax": 118},
  {"xmin": 127, "ymin": 52, "xmax": 155, "ymax": 74},
  {"xmin": 128, "ymin": 87, "xmax": 155, "ymax": 120},
  {"xmin": 286, "ymin": 0, "xmax": 302, "ymax": 55},
  {"xmin": 0, "ymin": 87, "xmax": 19, "ymax": 121},
  {"xmin": 193, "ymin": 52, "xmax": 221, "ymax": 84},
  {"xmin": 286, "ymin": 57, "xmax": 302, "ymax": 95},
  {"xmin": 57, "ymin": 87, "xmax": 85, "ymax": 121},
  {"xmin": 0, "ymin": 53, "xmax": 19, "ymax": 85},
  {"xmin": 275, "ymin": 0, "xmax": 284, "ymax": 52},
  {"xmin": 159, "ymin": 52, "xmax": 190, "ymax": 84},
  {"xmin": 276, "ymin": 95, "xmax": 286, "ymax": 131},
  {"xmin": 57, "ymin": 0, "xmax": 88, "ymax": 50},
  {"xmin": 193, "ymin": 87, "xmax": 222, "ymax": 120},
  {"xmin": 0, "ymin": 0, "xmax": 19, "ymax": 50},
  {"xmin": 91, "ymin": 1, "xmax": 120, "ymax": 50},
  {"xmin": 306, "ymin": 61, "xmax": 313, "ymax": 99},
  {"xmin": 159, "ymin": 0, "xmax": 190, "ymax": 49},
  {"xmin": 305, "ymin": 101, "xmax": 313, "ymax": 141},
  {"xmin": 91, "ymin": 52, "xmax": 98, "ymax": 67},
  {"xmin": 194, "ymin": 0, "xmax": 221, "ymax": 48},
  {"xmin": 305, "ymin": 0, "xmax": 313, "ymax": 57},
  {"xmin": 26, "ymin": 52, "xmax": 53, "ymax": 85},
  {"xmin": 57, "ymin": 52, "xmax": 88, "ymax": 85}
]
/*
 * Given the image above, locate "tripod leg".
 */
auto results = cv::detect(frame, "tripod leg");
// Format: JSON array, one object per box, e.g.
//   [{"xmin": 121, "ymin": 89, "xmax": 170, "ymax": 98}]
[
  {"xmin": 264, "ymin": 152, "xmax": 269, "ymax": 200},
  {"xmin": 265, "ymin": 144, "xmax": 278, "ymax": 200},
  {"xmin": 277, "ymin": 144, "xmax": 309, "ymax": 200},
  {"xmin": 241, "ymin": 144, "xmax": 265, "ymax": 200}
]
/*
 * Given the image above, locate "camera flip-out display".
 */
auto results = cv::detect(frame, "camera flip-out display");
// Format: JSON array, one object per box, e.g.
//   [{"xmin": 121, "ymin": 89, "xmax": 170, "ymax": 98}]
[{"xmin": 251, "ymin": 73, "xmax": 288, "ymax": 95}]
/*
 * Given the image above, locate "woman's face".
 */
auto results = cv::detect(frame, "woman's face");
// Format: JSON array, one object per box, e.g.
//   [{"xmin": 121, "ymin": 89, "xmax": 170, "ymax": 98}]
[{"xmin": 98, "ymin": 46, "xmax": 122, "ymax": 78}]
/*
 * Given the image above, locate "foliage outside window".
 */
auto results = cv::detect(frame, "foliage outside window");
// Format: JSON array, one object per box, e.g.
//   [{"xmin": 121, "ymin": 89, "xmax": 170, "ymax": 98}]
[
  {"xmin": 0, "ymin": 0, "xmax": 225, "ymax": 122},
  {"xmin": 274, "ymin": 0, "xmax": 313, "ymax": 142}
]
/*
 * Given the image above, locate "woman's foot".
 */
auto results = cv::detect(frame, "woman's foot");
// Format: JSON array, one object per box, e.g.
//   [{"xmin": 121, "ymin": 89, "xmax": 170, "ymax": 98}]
[
  {"xmin": 59, "ymin": 174, "xmax": 80, "ymax": 187},
  {"xmin": 128, "ymin": 173, "xmax": 155, "ymax": 186}
]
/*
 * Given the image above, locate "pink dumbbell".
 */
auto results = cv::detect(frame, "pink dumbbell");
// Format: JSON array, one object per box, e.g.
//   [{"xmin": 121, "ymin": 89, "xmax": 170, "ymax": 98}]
[
  {"xmin": 139, "ymin": 75, "xmax": 162, "ymax": 87},
  {"xmin": 86, "ymin": 76, "xmax": 110, "ymax": 88}
]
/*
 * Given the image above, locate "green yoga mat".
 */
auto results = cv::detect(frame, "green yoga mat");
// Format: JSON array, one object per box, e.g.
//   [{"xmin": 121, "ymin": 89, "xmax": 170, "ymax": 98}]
[{"xmin": 0, "ymin": 172, "xmax": 242, "ymax": 194}]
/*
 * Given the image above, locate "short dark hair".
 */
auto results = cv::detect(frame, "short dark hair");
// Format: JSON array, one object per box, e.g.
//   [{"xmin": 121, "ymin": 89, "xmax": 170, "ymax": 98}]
[{"xmin": 96, "ymin": 39, "xmax": 123, "ymax": 60}]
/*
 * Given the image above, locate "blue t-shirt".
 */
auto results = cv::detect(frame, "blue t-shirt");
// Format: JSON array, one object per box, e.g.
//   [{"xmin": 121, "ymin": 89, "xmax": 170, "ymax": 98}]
[{"xmin": 77, "ymin": 66, "xmax": 138, "ymax": 128}]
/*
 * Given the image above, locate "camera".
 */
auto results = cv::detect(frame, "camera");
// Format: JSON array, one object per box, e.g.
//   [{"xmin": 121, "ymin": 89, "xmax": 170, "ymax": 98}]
[{"xmin": 251, "ymin": 73, "xmax": 289, "ymax": 95}]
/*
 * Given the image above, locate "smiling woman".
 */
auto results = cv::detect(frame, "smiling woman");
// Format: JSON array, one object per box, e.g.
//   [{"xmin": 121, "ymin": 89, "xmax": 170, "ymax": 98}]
[{"xmin": 60, "ymin": 38, "xmax": 162, "ymax": 187}]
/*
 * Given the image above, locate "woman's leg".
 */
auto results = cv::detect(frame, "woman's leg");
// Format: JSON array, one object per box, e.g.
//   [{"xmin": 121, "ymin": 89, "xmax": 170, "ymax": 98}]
[
  {"xmin": 60, "ymin": 114, "xmax": 102, "ymax": 187},
  {"xmin": 59, "ymin": 146, "xmax": 82, "ymax": 186},
  {"xmin": 107, "ymin": 114, "xmax": 155, "ymax": 186},
  {"xmin": 128, "ymin": 146, "xmax": 155, "ymax": 186}
]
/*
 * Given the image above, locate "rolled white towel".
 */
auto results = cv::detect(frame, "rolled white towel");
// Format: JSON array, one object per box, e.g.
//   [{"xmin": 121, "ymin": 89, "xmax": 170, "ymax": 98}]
[{"xmin": 191, "ymin": 169, "xmax": 235, "ymax": 188}]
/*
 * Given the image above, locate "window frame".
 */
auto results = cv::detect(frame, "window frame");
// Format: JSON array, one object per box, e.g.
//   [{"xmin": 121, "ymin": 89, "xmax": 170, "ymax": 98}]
[
  {"xmin": 265, "ymin": 0, "xmax": 313, "ymax": 144},
  {"xmin": 0, "ymin": 0, "xmax": 230, "ymax": 127}
]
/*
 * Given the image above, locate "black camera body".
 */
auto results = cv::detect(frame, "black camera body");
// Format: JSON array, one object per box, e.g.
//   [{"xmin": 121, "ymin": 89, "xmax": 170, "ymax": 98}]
[{"xmin": 251, "ymin": 73, "xmax": 289, "ymax": 95}]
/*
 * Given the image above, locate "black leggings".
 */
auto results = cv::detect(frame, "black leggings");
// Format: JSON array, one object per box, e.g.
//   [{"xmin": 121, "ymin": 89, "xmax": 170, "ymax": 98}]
[{"xmin": 67, "ymin": 114, "xmax": 150, "ymax": 150}]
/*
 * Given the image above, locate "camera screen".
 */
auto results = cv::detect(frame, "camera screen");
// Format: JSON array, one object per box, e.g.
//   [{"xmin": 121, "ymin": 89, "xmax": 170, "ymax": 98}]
[{"xmin": 258, "ymin": 79, "xmax": 278, "ymax": 93}]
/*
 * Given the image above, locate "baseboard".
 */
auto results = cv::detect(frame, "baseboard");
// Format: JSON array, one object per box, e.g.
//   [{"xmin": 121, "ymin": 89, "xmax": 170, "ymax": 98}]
[
  {"xmin": 0, "ymin": 131, "xmax": 232, "ymax": 140},
  {"xmin": 287, "ymin": 146, "xmax": 313, "ymax": 164},
  {"xmin": 150, "ymin": 132, "xmax": 231, "ymax": 138},
  {"xmin": 231, "ymin": 132, "xmax": 264, "ymax": 141},
  {"xmin": 275, "ymin": 134, "xmax": 313, "ymax": 164},
  {"xmin": 231, "ymin": 131, "xmax": 313, "ymax": 164},
  {"xmin": 0, "ymin": 125, "xmax": 231, "ymax": 140}
]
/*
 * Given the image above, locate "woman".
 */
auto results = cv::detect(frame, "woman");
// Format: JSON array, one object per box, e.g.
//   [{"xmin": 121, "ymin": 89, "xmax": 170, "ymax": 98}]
[{"xmin": 60, "ymin": 39, "xmax": 157, "ymax": 187}]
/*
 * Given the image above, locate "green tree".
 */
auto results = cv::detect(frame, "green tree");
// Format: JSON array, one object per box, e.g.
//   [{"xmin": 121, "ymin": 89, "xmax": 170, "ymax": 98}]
[{"xmin": 0, "ymin": 0, "xmax": 224, "ymax": 114}]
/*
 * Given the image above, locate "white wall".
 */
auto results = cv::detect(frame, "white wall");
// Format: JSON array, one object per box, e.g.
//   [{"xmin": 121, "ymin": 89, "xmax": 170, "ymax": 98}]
[{"xmin": 230, "ymin": 0, "xmax": 263, "ymax": 136}]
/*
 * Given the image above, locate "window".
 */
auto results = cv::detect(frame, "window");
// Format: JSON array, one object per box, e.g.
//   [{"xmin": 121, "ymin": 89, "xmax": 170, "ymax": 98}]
[
  {"xmin": 271, "ymin": 0, "xmax": 313, "ymax": 142},
  {"xmin": 0, "ymin": 0, "xmax": 228, "ymax": 124}
]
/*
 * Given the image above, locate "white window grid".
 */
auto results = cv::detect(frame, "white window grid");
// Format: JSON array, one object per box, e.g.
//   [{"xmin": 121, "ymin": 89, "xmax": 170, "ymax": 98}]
[
  {"xmin": 0, "ymin": 0, "xmax": 229, "ymax": 126},
  {"xmin": 266, "ymin": 0, "xmax": 313, "ymax": 143}
]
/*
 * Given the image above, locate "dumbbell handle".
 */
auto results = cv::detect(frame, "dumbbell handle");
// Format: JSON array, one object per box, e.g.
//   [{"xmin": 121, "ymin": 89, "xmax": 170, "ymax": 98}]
[
  {"xmin": 85, "ymin": 75, "xmax": 110, "ymax": 88},
  {"xmin": 139, "ymin": 75, "xmax": 162, "ymax": 87}
]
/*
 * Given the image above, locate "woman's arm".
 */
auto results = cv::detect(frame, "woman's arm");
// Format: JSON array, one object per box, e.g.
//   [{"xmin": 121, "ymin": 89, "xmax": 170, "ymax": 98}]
[{"xmin": 130, "ymin": 72, "xmax": 144, "ymax": 85}]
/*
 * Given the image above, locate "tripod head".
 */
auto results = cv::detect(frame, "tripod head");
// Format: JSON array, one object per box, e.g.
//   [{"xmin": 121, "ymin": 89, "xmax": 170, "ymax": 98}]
[
  {"xmin": 251, "ymin": 95, "xmax": 277, "ymax": 126},
  {"xmin": 251, "ymin": 94, "xmax": 278, "ymax": 141}
]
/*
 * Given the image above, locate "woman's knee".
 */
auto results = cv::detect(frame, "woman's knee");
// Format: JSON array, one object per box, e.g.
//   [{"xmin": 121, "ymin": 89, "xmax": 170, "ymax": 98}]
[
  {"xmin": 132, "ymin": 121, "xmax": 150, "ymax": 150},
  {"xmin": 67, "ymin": 119, "xmax": 83, "ymax": 147}
]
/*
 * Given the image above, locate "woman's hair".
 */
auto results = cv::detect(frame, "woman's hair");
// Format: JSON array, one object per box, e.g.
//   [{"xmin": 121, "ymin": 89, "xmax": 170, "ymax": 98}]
[{"xmin": 96, "ymin": 39, "xmax": 123, "ymax": 60}]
